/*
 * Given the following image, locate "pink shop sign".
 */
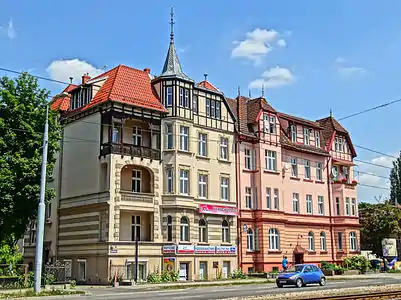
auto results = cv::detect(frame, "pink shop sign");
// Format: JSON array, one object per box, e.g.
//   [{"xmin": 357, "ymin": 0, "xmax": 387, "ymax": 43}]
[{"xmin": 199, "ymin": 204, "xmax": 237, "ymax": 216}]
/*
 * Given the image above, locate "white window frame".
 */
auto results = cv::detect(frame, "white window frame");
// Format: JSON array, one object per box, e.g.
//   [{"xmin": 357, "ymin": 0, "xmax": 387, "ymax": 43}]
[
  {"xmin": 306, "ymin": 194, "xmax": 313, "ymax": 214},
  {"xmin": 315, "ymin": 131, "xmax": 320, "ymax": 147},
  {"xmin": 167, "ymin": 168, "xmax": 173, "ymax": 193},
  {"xmin": 166, "ymin": 87, "xmax": 173, "ymax": 106},
  {"xmin": 112, "ymin": 125, "xmax": 120, "ymax": 143},
  {"xmin": 291, "ymin": 125, "xmax": 297, "ymax": 142},
  {"xmin": 221, "ymin": 177, "xmax": 229, "ymax": 201},
  {"xmin": 266, "ymin": 187, "xmax": 271, "ymax": 209},
  {"xmin": 180, "ymin": 126, "xmax": 189, "ymax": 151},
  {"xmin": 245, "ymin": 187, "xmax": 253, "ymax": 209},
  {"xmin": 222, "ymin": 220, "xmax": 230, "ymax": 243},
  {"xmin": 184, "ymin": 89, "xmax": 189, "ymax": 107},
  {"xmin": 206, "ymin": 99, "xmax": 210, "ymax": 117},
  {"xmin": 131, "ymin": 215, "xmax": 141, "ymax": 241},
  {"xmin": 320, "ymin": 232, "xmax": 327, "ymax": 251},
  {"xmin": 215, "ymin": 101, "xmax": 221, "ymax": 118},
  {"xmin": 132, "ymin": 169, "xmax": 141, "ymax": 193},
  {"xmin": 291, "ymin": 157, "xmax": 298, "ymax": 177},
  {"xmin": 179, "ymin": 87, "xmax": 184, "ymax": 107},
  {"xmin": 264, "ymin": 114, "xmax": 269, "ymax": 133},
  {"xmin": 180, "ymin": 169, "xmax": 189, "ymax": 195},
  {"xmin": 351, "ymin": 198, "xmax": 357, "ymax": 216},
  {"xmin": 292, "ymin": 193, "xmax": 299, "ymax": 213},
  {"xmin": 318, "ymin": 196, "xmax": 324, "ymax": 215},
  {"xmin": 198, "ymin": 174, "xmax": 208, "ymax": 199},
  {"xmin": 180, "ymin": 217, "xmax": 189, "ymax": 242},
  {"xmin": 198, "ymin": 133, "xmax": 207, "ymax": 157},
  {"xmin": 345, "ymin": 198, "xmax": 350, "ymax": 216},
  {"xmin": 193, "ymin": 95, "xmax": 198, "ymax": 113},
  {"xmin": 268, "ymin": 228, "xmax": 280, "ymax": 251},
  {"xmin": 316, "ymin": 162, "xmax": 322, "ymax": 181},
  {"xmin": 308, "ymin": 232, "xmax": 315, "ymax": 251},
  {"xmin": 77, "ymin": 259, "xmax": 87, "ymax": 282},
  {"xmin": 247, "ymin": 228, "xmax": 255, "ymax": 251},
  {"xmin": 304, "ymin": 128, "xmax": 310, "ymax": 146},
  {"xmin": 132, "ymin": 126, "xmax": 142, "ymax": 146},
  {"xmin": 244, "ymin": 149, "xmax": 254, "ymax": 170},
  {"xmin": 166, "ymin": 124, "xmax": 173, "ymax": 149},
  {"xmin": 273, "ymin": 188, "xmax": 279, "ymax": 210},
  {"xmin": 199, "ymin": 219, "xmax": 207, "ymax": 243},
  {"xmin": 269, "ymin": 116, "xmax": 276, "ymax": 134},
  {"xmin": 220, "ymin": 137, "xmax": 229, "ymax": 160},
  {"xmin": 265, "ymin": 150, "xmax": 277, "ymax": 171},
  {"xmin": 304, "ymin": 160, "xmax": 311, "ymax": 179},
  {"xmin": 350, "ymin": 232, "xmax": 357, "ymax": 251},
  {"xmin": 336, "ymin": 198, "xmax": 341, "ymax": 216}
]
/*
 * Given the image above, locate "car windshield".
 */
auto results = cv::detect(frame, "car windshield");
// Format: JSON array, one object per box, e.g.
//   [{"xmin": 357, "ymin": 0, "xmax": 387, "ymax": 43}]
[{"xmin": 285, "ymin": 265, "xmax": 304, "ymax": 273}]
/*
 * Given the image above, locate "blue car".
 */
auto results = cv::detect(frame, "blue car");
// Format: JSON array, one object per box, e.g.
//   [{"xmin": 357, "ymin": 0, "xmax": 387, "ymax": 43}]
[{"xmin": 276, "ymin": 264, "xmax": 326, "ymax": 288}]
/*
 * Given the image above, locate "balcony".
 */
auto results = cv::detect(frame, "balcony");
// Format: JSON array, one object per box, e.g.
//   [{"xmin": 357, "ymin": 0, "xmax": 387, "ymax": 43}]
[
  {"xmin": 100, "ymin": 143, "xmax": 161, "ymax": 160},
  {"xmin": 120, "ymin": 190, "xmax": 154, "ymax": 210}
]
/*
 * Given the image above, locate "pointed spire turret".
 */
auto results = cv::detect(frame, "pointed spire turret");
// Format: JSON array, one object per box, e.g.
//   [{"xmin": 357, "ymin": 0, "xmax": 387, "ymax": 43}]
[{"xmin": 160, "ymin": 7, "xmax": 192, "ymax": 81}]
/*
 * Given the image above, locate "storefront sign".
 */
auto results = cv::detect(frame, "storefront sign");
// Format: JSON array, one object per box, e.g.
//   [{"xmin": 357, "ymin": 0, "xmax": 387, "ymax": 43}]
[
  {"xmin": 163, "ymin": 257, "xmax": 175, "ymax": 271},
  {"xmin": 216, "ymin": 246, "xmax": 237, "ymax": 254},
  {"xmin": 199, "ymin": 204, "xmax": 237, "ymax": 216},
  {"xmin": 163, "ymin": 245, "xmax": 176, "ymax": 254},
  {"xmin": 177, "ymin": 244, "xmax": 195, "ymax": 254},
  {"xmin": 194, "ymin": 245, "xmax": 216, "ymax": 254}
]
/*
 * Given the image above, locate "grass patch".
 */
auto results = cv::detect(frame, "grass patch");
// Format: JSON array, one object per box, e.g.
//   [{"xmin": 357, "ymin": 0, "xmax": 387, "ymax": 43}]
[
  {"xmin": 0, "ymin": 289, "xmax": 85, "ymax": 298},
  {"xmin": 150, "ymin": 280, "xmax": 275, "ymax": 290}
]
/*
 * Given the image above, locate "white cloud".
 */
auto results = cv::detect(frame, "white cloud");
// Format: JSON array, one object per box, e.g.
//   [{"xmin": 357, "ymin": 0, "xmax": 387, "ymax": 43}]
[
  {"xmin": 0, "ymin": 18, "xmax": 16, "ymax": 40},
  {"xmin": 277, "ymin": 39, "xmax": 286, "ymax": 47},
  {"xmin": 335, "ymin": 57, "xmax": 368, "ymax": 78},
  {"xmin": 231, "ymin": 28, "xmax": 287, "ymax": 65},
  {"xmin": 249, "ymin": 66, "xmax": 294, "ymax": 89},
  {"xmin": 46, "ymin": 59, "xmax": 103, "ymax": 84}
]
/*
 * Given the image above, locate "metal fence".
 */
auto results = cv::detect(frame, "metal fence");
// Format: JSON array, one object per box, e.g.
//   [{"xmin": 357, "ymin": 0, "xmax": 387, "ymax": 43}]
[{"xmin": 43, "ymin": 261, "xmax": 71, "ymax": 284}]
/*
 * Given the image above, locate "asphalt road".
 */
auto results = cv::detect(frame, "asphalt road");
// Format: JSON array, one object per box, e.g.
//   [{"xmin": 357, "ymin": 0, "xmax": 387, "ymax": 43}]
[{"xmin": 57, "ymin": 277, "xmax": 401, "ymax": 300}]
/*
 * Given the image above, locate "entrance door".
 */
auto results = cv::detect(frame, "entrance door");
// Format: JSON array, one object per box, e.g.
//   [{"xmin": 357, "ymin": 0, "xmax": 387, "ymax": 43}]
[
  {"xmin": 199, "ymin": 262, "xmax": 207, "ymax": 280},
  {"xmin": 77, "ymin": 260, "xmax": 86, "ymax": 282},
  {"xmin": 179, "ymin": 263, "xmax": 188, "ymax": 281},
  {"xmin": 222, "ymin": 261, "xmax": 230, "ymax": 279},
  {"xmin": 295, "ymin": 254, "xmax": 304, "ymax": 265}
]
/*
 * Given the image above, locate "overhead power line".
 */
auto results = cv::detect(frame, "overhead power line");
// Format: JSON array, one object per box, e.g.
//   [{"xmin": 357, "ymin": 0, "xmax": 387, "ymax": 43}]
[
  {"xmin": 354, "ymin": 159, "xmax": 392, "ymax": 169},
  {"xmin": 338, "ymin": 99, "xmax": 401, "ymax": 121},
  {"xmin": 354, "ymin": 144, "xmax": 398, "ymax": 159}
]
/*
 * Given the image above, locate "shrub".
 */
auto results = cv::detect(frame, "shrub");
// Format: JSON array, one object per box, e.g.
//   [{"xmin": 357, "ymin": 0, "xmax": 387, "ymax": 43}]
[
  {"xmin": 229, "ymin": 268, "xmax": 247, "ymax": 279},
  {"xmin": 170, "ymin": 271, "xmax": 179, "ymax": 282},
  {"xmin": 343, "ymin": 255, "xmax": 371, "ymax": 271},
  {"xmin": 146, "ymin": 272, "xmax": 161, "ymax": 284},
  {"xmin": 69, "ymin": 280, "xmax": 76, "ymax": 288},
  {"xmin": 44, "ymin": 273, "xmax": 56, "ymax": 285},
  {"xmin": 160, "ymin": 270, "xmax": 171, "ymax": 282}
]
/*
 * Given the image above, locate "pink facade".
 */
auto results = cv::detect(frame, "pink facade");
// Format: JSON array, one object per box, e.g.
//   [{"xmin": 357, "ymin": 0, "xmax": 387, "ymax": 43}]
[{"xmin": 229, "ymin": 96, "xmax": 360, "ymax": 273}]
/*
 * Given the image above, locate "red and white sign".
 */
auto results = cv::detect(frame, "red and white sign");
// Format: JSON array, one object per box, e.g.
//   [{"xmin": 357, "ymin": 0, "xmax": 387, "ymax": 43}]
[
  {"xmin": 199, "ymin": 204, "xmax": 237, "ymax": 216},
  {"xmin": 177, "ymin": 244, "xmax": 195, "ymax": 254},
  {"xmin": 194, "ymin": 246, "xmax": 215, "ymax": 254},
  {"xmin": 163, "ymin": 245, "xmax": 176, "ymax": 254}
]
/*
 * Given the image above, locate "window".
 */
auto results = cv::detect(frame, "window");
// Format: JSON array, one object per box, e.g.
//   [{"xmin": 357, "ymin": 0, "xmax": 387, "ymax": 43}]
[
  {"xmin": 245, "ymin": 187, "xmax": 253, "ymax": 209},
  {"xmin": 167, "ymin": 216, "xmax": 173, "ymax": 241},
  {"xmin": 193, "ymin": 95, "xmax": 198, "ymax": 113},
  {"xmin": 199, "ymin": 219, "xmax": 207, "ymax": 242},
  {"xmin": 211, "ymin": 100, "xmax": 215, "ymax": 118},
  {"xmin": 273, "ymin": 189, "xmax": 279, "ymax": 209},
  {"xmin": 345, "ymin": 198, "xmax": 350, "ymax": 216},
  {"xmin": 338, "ymin": 232, "xmax": 343, "ymax": 250},
  {"xmin": 206, "ymin": 99, "xmax": 221, "ymax": 119},
  {"xmin": 315, "ymin": 131, "xmax": 321, "ymax": 147},
  {"xmin": 318, "ymin": 196, "xmax": 324, "ymax": 215},
  {"xmin": 268, "ymin": 228, "xmax": 280, "ymax": 250},
  {"xmin": 350, "ymin": 232, "xmax": 357, "ymax": 251},
  {"xmin": 222, "ymin": 220, "xmax": 230, "ymax": 243},
  {"xmin": 220, "ymin": 137, "xmax": 229, "ymax": 160},
  {"xmin": 316, "ymin": 162, "xmax": 323, "ymax": 181},
  {"xmin": 180, "ymin": 170, "xmax": 189, "ymax": 195},
  {"xmin": 166, "ymin": 87, "xmax": 173, "ymax": 106},
  {"xmin": 264, "ymin": 115, "xmax": 269, "ymax": 133},
  {"xmin": 198, "ymin": 174, "xmax": 208, "ymax": 199},
  {"xmin": 304, "ymin": 128, "xmax": 310, "ymax": 145},
  {"xmin": 131, "ymin": 216, "xmax": 141, "ymax": 241},
  {"xmin": 269, "ymin": 116, "xmax": 276, "ymax": 134},
  {"xmin": 290, "ymin": 125, "xmax": 297, "ymax": 142},
  {"xmin": 291, "ymin": 158, "xmax": 298, "ymax": 177},
  {"xmin": 351, "ymin": 198, "xmax": 357, "ymax": 216},
  {"xmin": 265, "ymin": 150, "xmax": 277, "ymax": 171},
  {"xmin": 206, "ymin": 99, "xmax": 211, "ymax": 116},
  {"xmin": 244, "ymin": 149, "xmax": 256, "ymax": 170},
  {"xmin": 221, "ymin": 177, "xmax": 229, "ymax": 201},
  {"xmin": 320, "ymin": 232, "xmax": 327, "ymax": 251},
  {"xmin": 266, "ymin": 188, "xmax": 271, "ymax": 209},
  {"xmin": 112, "ymin": 125, "xmax": 120, "ymax": 143},
  {"xmin": 308, "ymin": 232, "xmax": 315, "ymax": 251},
  {"xmin": 306, "ymin": 194, "xmax": 313, "ymax": 214},
  {"xmin": 180, "ymin": 217, "xmax": 189, "ymax": 242},
  {"xmin": 46, "ymin": 202, "xmax": 51, "ymax": 219},
  {"xmin": 247, "ymin": 228, "xmax": 255, "ymax": 251},
  {"xmin": 180, "ymin": 126, "xmax": 189, "ymax": 151},
  {"xmin": 336, "ymin": 197, "xmax": 340, "ymax": 216},
  {"xmin": 184, "ymin": 89, "xmax": 189, "ymax": 107},
  {"xmin": 166, "ymin": 124, "xmax": 173, "ymax": 149},
  {"xmin": 335, "ymin": 137, "xmax": 339, "ymax": 151},
  {"xmin": 304, "ymin": 160, "xmax": 311, "ymax": 179},
  {"xmin": 216, "ymin": 102, "xmax": 221, "ymax": 119},
  {"xmin": 344, "ymin": 167, "xmax": 349, "ymax": 182},
  {"xmin": 292, "ymin": 193, "xmax": 299, "ymax": 213},
  {"xmin": 132, "ymin": 127, "xmax": 142, "ymax": 146},
  {"xmin": 167, "ymin": 169, "xmax": 173, "ymax": 193},
  {"xmin": 179, "ymin": 88, "xmax": 184, "ymax": 107},
  {"xmin": 29, "ymin": 223, "xmax": 36, "ymax": 244},
  {"xmin": 198, "ymin": 133, "xmax": 207, "ymax": 156},
  {"xmin": 132, "ymin": 170, "xmax": 141, "ymax": 193}
]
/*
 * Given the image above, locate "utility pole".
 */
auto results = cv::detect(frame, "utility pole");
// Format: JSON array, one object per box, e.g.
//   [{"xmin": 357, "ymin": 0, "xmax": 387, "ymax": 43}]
[{"xmin": 34, "ymin": 106, "xmax": 49, "ymax": 293}]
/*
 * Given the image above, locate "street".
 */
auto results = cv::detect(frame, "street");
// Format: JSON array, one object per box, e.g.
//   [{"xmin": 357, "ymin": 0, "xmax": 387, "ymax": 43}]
[{"xmin": 62, "ymin": 277, "xmax": 401, "ymax": 300}]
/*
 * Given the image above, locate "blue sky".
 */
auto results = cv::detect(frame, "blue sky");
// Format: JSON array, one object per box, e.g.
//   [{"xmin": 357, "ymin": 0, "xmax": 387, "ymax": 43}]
[{"xmin": 1, "ymin": 0, "xmax": 400, "ymax": 202}]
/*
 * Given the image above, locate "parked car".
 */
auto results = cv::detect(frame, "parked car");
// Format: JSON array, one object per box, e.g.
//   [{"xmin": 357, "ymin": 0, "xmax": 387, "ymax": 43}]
[{"xmin": 276, "ymin": 264, "xmax": 326, "ymax": 288}]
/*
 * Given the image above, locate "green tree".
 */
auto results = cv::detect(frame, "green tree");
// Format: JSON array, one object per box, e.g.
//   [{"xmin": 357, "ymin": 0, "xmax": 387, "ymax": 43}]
[
  {"xmin": 0, "ymin": 73, "xmax": 61, "ymax": 244},
  {"xmin": 359, "ymin": 201, "xmax": 401, "ymax": 255},
  {"xmin": 390, "ymin": 151, "xmax": 401, "ymax": 205}
]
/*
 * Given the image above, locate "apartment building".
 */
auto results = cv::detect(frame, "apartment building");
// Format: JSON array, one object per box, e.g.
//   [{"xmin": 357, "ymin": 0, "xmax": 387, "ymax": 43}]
[
  {"xmin": 23, "ymin": 12, "xmax": 237, "ymax": 283},
  {"xmin": 229, "ymin": 96, "xmax": 360, "ymax": 273}
]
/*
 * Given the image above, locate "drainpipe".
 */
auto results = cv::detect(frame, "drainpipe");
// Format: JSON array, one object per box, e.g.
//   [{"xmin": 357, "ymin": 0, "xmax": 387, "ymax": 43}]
[
  {"xmin": 235, "ymin": 138, "xmax": 242, "ymax": 269},
  {"xmin": 326, "ymin": 157, "xmax": 335, "ymax": 263},
  {"xmin": 55, "ymin": 127, "xmax": 65, "ymax": 261}
]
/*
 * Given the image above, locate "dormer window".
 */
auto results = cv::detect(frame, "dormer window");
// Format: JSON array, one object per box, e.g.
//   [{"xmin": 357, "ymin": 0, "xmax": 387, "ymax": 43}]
[
  {"xmin": 290, "ymin": 125, "xmax": 297, "ymax": 142},
  {"xmin": 315, "ymin": 131, "xmax": 321, "ymax": 148},
  {"xmin": 70, "ymin": 86, "xmax": 92, "ymax": 110},
  {"xmin": 335, "ymin": 137, "xmax": 346, "ymax": 153},
  {"xmin": 303, "ymin": 128, "xmax": 310, "ymax": 146},
  {"xmin": 166, "ymin": 87, "xmax": 173, "ymax": 107},
  {"xmin": 264, "ymin": 114, "xmax": 276, "ymax": 134},
  {"xmin": 206, "ymin": 99, "xmax": 221, "ymax": 119},
  {"xmin": 179, "ymin": 87, "xmax": 190, "ymax": 108}
]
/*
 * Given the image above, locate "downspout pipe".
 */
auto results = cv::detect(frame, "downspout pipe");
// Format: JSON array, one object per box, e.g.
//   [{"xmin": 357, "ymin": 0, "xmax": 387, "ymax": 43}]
[{"xmin": 326, "ymin": 157, "xmax": 335, "ymax": 263}]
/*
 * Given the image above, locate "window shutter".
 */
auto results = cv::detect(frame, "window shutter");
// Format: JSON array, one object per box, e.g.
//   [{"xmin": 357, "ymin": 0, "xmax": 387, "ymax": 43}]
[{"xmin": 255, "ymin": 228, "xmax": 260, "ymax": 251}]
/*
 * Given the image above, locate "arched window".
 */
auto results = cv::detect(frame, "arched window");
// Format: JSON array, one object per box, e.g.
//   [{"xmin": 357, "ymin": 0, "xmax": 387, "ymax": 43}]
[
  {"xmin": 167, "ymin": 215, "xmax": 172, "ymax": 242},
  {"xmin": 308, "ymin": 232, "xmax": 315, "ymax": 251},
  {"xmin": 247, "ymin": 228, "xmax": 255, "ymax": 250},
  {"xmin": 268, "ymin": 228, "xmax": 280, "ymax": 250},
  {"xmin": 320, "ymin": 232, "xmax": 327, "ymax": 251},
  {"xmin": 199, "ymin": 219, "xmax": 207, "ymax": 242},
  {"xmin": 180, "ymin": 216, "xmax": 189, "ymax": 242},
  {"xmin": 350, "ymin": 232, "xmax": 357, "ymax": 251},
  {"xmin": 222, "ymin": 220, "xmax": 230, "ymax": 243}
]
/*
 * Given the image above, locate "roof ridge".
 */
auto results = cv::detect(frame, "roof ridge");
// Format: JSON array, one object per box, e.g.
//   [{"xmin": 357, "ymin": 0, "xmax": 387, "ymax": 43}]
[{"xmin": 107, "ymin": 65, "xmax": 123, "ymax": 101}]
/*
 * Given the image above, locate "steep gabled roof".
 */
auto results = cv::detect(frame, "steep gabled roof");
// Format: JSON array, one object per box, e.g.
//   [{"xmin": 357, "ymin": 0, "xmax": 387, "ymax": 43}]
[
  {"xmin": 49, "ymin": 84, "xmax": 77, "ymax": 111},
  {"xmin": 197, "ymin": 80, "xmax": 219, "ymax": 92},
  {"xmin": 278, "ymin": 112, "xmax": 322, "ymax": 129}
]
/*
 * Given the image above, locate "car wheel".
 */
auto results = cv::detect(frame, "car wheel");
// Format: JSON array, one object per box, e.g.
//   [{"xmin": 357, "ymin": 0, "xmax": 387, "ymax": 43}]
[
  {"xmin": 319, "ymin": 277, "xmax": 326, "ymax": 286},
  {"xmin": 295, "ymin": 278, "xmax": 303, "ymax": 288},
  {"xmin": 276, "ymin": 283, "xmax": 283, "ymax": 288}
]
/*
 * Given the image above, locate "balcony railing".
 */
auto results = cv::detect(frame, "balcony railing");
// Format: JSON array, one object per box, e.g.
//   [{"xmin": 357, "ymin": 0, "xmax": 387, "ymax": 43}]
[
  {"xmin": 100, "ymin": 143, "xmax": 161, "ymax": 160},
  {"xmin": 120, "ymin": 190, "xmax": 154, "ymax": 204}
]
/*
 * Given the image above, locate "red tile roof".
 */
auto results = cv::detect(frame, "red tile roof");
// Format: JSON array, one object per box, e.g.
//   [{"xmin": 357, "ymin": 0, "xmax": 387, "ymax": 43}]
[
  {"xmin": 278, "ymin": 112, "xmax": 322, "ymax": 129},
  {"xmin": 61, "ymin": 65, "xmax": 167, "ymax": 115},
  {"xmin": 197, "ymin": 80, "xmax": 219, "ymax": 91},
  {"xmin": 49, "ymin": 84, "xmax": 77, "ymax": 111}
]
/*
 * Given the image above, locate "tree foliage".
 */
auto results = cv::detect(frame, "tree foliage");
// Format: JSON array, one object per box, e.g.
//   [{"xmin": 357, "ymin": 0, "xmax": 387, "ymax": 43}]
[
  {"xmin": 390, "ymin": 151, "xmax": 401, "ymax": 205},
  {"xmin": 359, "ymin": 201, "xmax": 401, "ymax": 256},
  {"xmin": 0, "ymin": 73, "xmax": 61, "ymax": 243}
]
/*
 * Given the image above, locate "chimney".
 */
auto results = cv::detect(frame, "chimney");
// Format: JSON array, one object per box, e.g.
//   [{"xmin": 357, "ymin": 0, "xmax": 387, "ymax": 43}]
[
  {"xmin": 143, "ymin": 68, "xmax": 151, "ymax": 74},
  {"xmin": 82, "ymin": 73, "xmax": 91, "ymax": 84}
]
